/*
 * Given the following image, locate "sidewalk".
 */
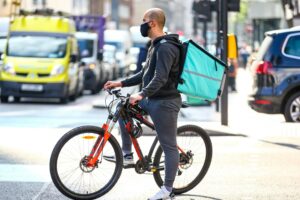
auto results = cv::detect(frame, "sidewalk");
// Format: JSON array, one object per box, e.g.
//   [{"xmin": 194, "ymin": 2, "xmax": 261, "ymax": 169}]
[
  {"xmin": 92, "ymin": 70, "xmax": 300, "ymax": 138},
  {"xmin": 180, "ymin": 68, "xmax": 300, "ymax": 138}
]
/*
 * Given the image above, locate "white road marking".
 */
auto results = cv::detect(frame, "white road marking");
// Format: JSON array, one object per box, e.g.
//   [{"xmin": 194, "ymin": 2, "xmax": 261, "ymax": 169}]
[{"xmin": 0, "ymin": 164, "xmax": 50, "ymax": 182}]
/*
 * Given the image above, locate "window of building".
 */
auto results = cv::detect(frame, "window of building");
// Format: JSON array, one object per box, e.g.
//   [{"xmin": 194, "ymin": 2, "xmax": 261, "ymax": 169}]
[{"xmin": 2, "ymin": 0, "xmax": 7, "ymax": 7}]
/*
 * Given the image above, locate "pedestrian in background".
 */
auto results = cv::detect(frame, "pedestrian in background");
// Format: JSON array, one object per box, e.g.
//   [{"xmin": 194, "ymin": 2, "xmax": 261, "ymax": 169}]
[
  {"xmin": 228, "ymin": 58, "xmax": 238, "ymax": 92},
  {"xmin": 239, "ymin": 43, "xmax": 250, "ymax": 69},
  {"xmin": 135, "ymin": 40, "xmax": 151, "ymax": 74}
]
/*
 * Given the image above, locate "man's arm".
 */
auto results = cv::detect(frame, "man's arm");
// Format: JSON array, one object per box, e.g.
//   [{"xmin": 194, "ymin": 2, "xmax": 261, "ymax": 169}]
[
  {"xmin": 141, "ymin": 43, "xmax": 178, "ymax": 97},
  {"xmin": 121, "ymin": 68, "xmax": 144, "ymax": 87},
  {"xmin": 104, "ymin": 69, "xmax": 144, "ymax": 89}
]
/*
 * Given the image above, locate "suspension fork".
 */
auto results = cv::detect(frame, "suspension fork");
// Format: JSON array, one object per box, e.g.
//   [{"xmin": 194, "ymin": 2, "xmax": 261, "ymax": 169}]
[
  {"xmin": 86, "ymin": 111, "xmax": 118, "ymax": 167},
  {"xmin": 86, "ymin": 123, "xmax": 112, "ymax": 167}
]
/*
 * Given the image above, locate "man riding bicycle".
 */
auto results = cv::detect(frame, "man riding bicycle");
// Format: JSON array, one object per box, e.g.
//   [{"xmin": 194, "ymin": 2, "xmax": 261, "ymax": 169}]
[{"xmin": 104, "ymin": 7, "xmax": 182, "ymax": 200}]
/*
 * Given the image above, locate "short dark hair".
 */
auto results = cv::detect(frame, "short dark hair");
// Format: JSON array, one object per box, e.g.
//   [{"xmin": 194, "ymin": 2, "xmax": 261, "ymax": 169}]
[{"xmin": 147, "ymin": 8, "xmax": 166, "ymax": 29}]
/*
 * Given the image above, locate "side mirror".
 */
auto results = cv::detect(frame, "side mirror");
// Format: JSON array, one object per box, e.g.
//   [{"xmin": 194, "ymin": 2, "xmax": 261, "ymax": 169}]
[
  {"xmin": 0, "ymin": 52, "xmax": 3, "ymax": 60},
  {"xmin": 125, "ymin": 49, "xmax": 129, "ymax": 55},
  {"xmin": 70, "ymin": 54, "xmax": 78, "ymax": 63},
  {"xmin": 97, "ymin": 51, "xmax": 103, "ymax": 61}
]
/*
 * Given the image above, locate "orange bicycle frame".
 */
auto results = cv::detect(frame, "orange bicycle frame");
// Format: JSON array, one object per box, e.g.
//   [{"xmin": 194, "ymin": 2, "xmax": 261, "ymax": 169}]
[{"xmin": 86, "ymin": 123, "xmax": 111, "ymax": 167}]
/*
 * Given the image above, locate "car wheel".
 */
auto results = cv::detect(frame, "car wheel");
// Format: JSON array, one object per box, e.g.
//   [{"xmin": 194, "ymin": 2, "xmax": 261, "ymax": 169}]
[
  {"xmin": 284, "ymin": 91, "xmax": 300, "ymax": 122},
  {"xmin": 70, "ymin": 83, "xmax": 79, "ymax": 101},
  {"xmin": 69, "ymin": 94, "xmax": 77, "ymax": 101},
  {"xmin": 91, "ymin": 86, "xmax": 100, "ymax": 95},
  {"xmin": 60, "ymin": 97, "xmax": 69, "ymax": 104},
  {"xmin": 14, "ymin": 97, "xmax": 20, "ymax": 103},
  {"xmin": 60, "ymin": 88, "xmax": 69, "ymax": 104},
  {"xmin": 1, "ymin": 96, "xmax": 9, "ymax": 103}
]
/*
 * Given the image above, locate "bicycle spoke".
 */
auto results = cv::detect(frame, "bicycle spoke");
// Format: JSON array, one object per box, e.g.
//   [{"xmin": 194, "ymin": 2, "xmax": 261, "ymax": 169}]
[
  {"xmin": 52, "ymin": 129, "xmax": 122, "ymax": 197},
  {"xmin": 153, "ymin": 125, "xmax": 212, "ymax": 194}
]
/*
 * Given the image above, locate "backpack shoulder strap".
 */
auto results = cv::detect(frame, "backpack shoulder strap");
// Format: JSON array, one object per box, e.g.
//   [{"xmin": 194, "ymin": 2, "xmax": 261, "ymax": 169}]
[
  {"xmin": 161, "ymin": 40, "xmax": 188, "ymax": 85},
  {"xmin": 152, "ymin": 39, "xmax": 187, "ymax": 86}
]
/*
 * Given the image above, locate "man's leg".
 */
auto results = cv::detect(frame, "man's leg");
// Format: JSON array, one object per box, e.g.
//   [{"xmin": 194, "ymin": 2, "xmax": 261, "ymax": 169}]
[
  {"xmin": 148, "ymin": 98, "xmax": 181, "ymax": 190},
  {"xmin": 119, "ymin": 99, "xmax": 148, "ymax": 154},
  {"xmin": 118, "ymin": 118, "xmax": 132, "ymax": 154},
  {"xmin": 103, "ymin": 118, "xmax": 133, "ymax": 164}
]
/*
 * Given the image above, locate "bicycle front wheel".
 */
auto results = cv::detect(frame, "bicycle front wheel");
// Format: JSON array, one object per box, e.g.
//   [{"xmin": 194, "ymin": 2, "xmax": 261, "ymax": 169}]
[
  {"xmin": 50, "ymin": 125, "xmax": 123, "ymax": 199},
  {"xmin": 153, "ymin": 125, "xmax": 212, "ymax": 194}
]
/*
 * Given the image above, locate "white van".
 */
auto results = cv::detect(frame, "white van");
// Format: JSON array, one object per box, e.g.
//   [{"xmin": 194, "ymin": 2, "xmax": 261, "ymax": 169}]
[
  {"xmin": 0, "ymin": 17, "xmax": 9, "ymax": 55},
  {"xmin": 104, "ymin": 30, "xmax": 133, "ymax": 77},
  {"xmin": 76, "ymin": 32, "xmax": 107, "ymax": 94}
]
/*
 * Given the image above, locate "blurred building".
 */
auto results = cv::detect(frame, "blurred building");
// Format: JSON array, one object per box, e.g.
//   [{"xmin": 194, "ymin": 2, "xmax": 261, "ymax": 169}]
[
  {"xmin": 132, "ymin": 0, "xmax": 193, "ymax": 36},
  {"xmin": 0, "ymin": 0, "xmax": 10, "ymax": 16},
  {"xmin": 26, "ymin": 0, "xmax": 89, "ymax": 15},
  {"xmin": 248, "ymin": 0, "xmax": 284, "ymax": 48},
  {"xmin": 80, "ymin": 0, "xmax": 134, "ymax": 30},
  {"xmin": 0, "ymin": 0, "xmax": 89, "ymax": 16},
  {"xmin": 0, "ymin": 0, "xmax": 134, "ymax": 29}
]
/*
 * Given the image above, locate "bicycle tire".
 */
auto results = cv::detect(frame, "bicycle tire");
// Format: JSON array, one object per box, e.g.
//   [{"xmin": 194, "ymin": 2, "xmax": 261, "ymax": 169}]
[
  {"xmin": 50, "ymin": 125, "xmax": 123, "ymax": 199},
  {"xmin": 153, "ymin": 125, "xmax": 212, "ymax": 194}
]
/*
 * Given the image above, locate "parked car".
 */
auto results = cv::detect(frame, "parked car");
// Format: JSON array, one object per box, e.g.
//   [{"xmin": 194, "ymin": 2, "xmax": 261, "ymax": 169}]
[
  {"xmin": 129, "ymin": 26, "xmax": 149, "ymax": 73},
  {"xmin": 76, "ymin": 32, "xmax": 106, "ymax": 94},
  {"xmin": 0, "ymin": 35, "xmax": 7, "ymax": 55},
  {"xmin": 104, "ymin": 30, "xmax": 133, "ymax": 77},
  {"xmin": 0, "ymin": 17, "xmax": 9, "ymax": 88},
  {"xmin": 248, "ymin": 27, "xmax": 300, "ymax": 122},
  {"xmin": 103, "ymin": 44, "xmax": 118, "ymax": 80},
  {"xmin": 0, "ymin": 17, "xmax": 9, "ymax": 54},
  {"xmin": 0, "ymin": 13, "xmax": 81, "ymax": 104}
]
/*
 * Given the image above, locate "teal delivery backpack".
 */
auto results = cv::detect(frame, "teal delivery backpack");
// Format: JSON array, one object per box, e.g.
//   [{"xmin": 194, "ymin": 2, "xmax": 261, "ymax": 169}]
[{"xmin": 177, "ymin": 40, "xmax": 228, "ymax": 101}]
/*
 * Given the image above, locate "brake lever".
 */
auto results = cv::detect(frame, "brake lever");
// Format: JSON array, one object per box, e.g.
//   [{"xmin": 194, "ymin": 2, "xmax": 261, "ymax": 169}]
[
  {"xmin": 104, "ymin": 89, "xmax": 113, "ymax": 95},
  {"xmin": 112, "ymin": 89, "xmax": 121, "ymax": 94}
]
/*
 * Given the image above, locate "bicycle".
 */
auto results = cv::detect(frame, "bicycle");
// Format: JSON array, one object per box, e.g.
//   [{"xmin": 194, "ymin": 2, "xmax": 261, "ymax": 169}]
[{"xmin": 49, "ymin": 89, "xmax": 213, "ymax": 199}]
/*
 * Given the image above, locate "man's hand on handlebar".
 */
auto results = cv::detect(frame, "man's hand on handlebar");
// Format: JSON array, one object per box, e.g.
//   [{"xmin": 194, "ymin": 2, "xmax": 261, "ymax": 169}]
[
  {"xmin": 129, "ymin": 93, "xmax": 143, "ymax": 105},
  {"xmin": 104, "ymin": 81, "xmax": 122, "ymax": 90}
]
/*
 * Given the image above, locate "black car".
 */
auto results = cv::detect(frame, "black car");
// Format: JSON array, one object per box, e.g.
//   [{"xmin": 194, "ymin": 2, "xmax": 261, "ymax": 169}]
[{"xmin": 249, "ymin": 27, "xmax": 300, "ymax": 122}]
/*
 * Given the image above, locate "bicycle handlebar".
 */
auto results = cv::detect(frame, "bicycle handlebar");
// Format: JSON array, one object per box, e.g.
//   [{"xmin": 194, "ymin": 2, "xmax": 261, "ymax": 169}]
[{"xmin": 105, "ymin": 89, "xmax": 130, "ymax": 101}]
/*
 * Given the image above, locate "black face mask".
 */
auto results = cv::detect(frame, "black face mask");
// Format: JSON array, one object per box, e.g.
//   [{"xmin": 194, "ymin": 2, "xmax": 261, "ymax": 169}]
[{"xmin": 140, "ymin": 21, "xmax": 150, "ymax": 37}]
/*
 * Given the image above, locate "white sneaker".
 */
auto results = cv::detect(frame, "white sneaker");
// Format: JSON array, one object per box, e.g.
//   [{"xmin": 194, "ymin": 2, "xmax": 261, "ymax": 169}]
[
  {"xmin": 103, "ymin": 153, "xmax": 135, "ymax": 165},
  {"xmin": 148, "ymin": 186, "xmax": 174, "ymax": 200}
]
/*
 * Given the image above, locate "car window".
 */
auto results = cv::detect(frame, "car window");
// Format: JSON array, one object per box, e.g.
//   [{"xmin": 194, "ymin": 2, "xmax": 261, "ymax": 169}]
[
  {"xmin": 0, "ymin": 37, "xmax": 6, "ymax": 53},
  {"xmin": 256, "ymin": 36, "xmax": 273, "ymax": 61},
  {"xmin": 8, "ymin": 35, "xmax": 67, "ymax": 58},
  {"xmin": 78, "ymin": 39, "xmax": 94, "ymax": 58},
  {"xmin": 283, "ymin": 34, "xmax": 300, "ymax": 58}
]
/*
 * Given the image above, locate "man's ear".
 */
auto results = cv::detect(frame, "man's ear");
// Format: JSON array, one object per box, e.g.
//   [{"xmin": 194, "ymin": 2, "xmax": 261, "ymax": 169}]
[{"xmin": 149, "ymin": 20, "xmax": 155, "ymax": 28}]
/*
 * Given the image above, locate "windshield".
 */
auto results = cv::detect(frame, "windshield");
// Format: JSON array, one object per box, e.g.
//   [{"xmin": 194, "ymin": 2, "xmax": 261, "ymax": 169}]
[
  {"xmin": 0, "ymin": 37, "xmax": 6, "ymax": 53},
  {"xmin": 105, "ymin": 41, "xmax": 123, "ymax": 50},
  {"xmin": 7, "ymin": 35, "xmax": 67, "ymax": 58},
  {"xmin": 103, "ymin": 50, "xmax": 115, "ymax": 62},
  {"xmin": 78, "ymin": 39, "xmax": 94, "ymax": 58}
]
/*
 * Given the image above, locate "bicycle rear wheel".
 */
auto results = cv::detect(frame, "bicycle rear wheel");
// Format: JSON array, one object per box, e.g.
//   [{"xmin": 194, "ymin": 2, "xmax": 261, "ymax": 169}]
[
  {"xmin": 153, "ymin": 125, "xmax": 212, "ymax": 194},
  {"xmin": 50, "ymin": 126, "xmax": 123, "ymax": 199}
]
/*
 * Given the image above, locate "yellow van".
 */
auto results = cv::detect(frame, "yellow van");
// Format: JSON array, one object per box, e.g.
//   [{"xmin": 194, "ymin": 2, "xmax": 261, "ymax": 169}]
[{"xmin": 0, "ymin": 14, "xmax": 81, "ymax": 103}]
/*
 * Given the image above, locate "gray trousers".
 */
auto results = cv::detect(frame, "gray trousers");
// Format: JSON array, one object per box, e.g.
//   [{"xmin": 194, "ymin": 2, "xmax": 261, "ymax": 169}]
[{"xmin": 119, "ymin": 97, "xmax": 182, "ymax": 188}]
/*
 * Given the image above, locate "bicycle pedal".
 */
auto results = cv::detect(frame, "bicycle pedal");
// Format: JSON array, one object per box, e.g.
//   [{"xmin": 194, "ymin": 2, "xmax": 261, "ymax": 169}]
[{"xmin": 150, "ymin": 167, "xmax": 157, "ymax": 172}]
